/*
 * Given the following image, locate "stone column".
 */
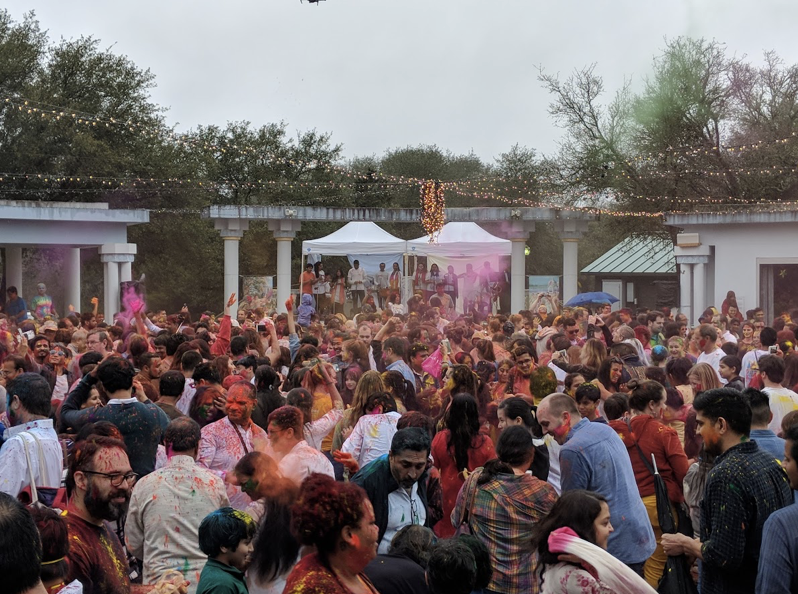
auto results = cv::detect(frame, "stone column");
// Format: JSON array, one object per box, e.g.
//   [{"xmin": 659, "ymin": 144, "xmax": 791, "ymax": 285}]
[
  {"xmin": 677, "ymin": 261, "xmax": 693, "ymax": 326},
  {"xmin": 99, "ymin": 244, "xmax": 137, "ymax": 320},
  {"xmin": 103, "ymin": 260, "xmax": 119, "ymax": 321},
  {"xmin": 268, "ymin": 219, "xmax": 302, "ymax": 314},
  {"xmin": 223, "ymin": 235, "xmax": 242, "ymax": 311},
  {"xmin": 64, "ymin": 248, "xmax": 82, "ymax": 312},
  {"xmin": 555, "ymin": 220, "xmax": 588, "ymax": 304},
  {"xmin": 674, "ymin": 238, "xmax": 712, "ymax": 327},
  {"xmin": 506, "ymin": 222, "xmax": 535, "ymax": 314},
  {"xmin": 213, "ymin": 219, "xmax": 250, "ymax": 313},
  {"xmin": 6, "ymin": 246, "xmax": 23, "ymax": 295},
  {"xmin": 119, "ymin": 260, "xmax": 132, "ymax": 283},
  {"xmin": 693, "ymin": 257, "xmax": 709, "ymax": 325}
]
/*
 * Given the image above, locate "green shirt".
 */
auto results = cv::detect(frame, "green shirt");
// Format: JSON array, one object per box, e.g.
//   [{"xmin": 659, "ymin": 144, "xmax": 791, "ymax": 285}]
[{"xmin": 196, "ymin": 558, "xmax": 248, "ymax": 594}]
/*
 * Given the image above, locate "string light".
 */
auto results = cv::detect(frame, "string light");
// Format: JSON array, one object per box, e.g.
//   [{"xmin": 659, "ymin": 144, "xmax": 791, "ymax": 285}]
[
  {"xmin": 6, "ymin": 95, "xmax": 798, "ymax": 217},
  {"xmin": 0, "ymin": 171, "xmax": 408, "ymax": 192},
  {"xmin": 420, "ymin": 181, "xmax": 446, "ymax": 241}
]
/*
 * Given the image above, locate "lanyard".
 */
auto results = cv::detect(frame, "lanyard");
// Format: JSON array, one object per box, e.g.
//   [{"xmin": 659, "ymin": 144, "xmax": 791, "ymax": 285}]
[{"xmin": 231, "ymin": 422, "xmax": 250, "ymax": 454}]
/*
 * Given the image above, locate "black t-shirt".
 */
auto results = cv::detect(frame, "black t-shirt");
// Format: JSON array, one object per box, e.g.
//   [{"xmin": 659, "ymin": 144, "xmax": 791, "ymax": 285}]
[{"xmin": 364, "ymin": 554, "xmax": 429, "ymax": 594}]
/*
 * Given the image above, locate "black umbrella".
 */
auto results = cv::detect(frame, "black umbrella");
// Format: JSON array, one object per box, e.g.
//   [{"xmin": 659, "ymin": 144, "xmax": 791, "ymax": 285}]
[
  {"xmin": 652, "ymin": 453, "xmax": 698, "ymax": 594},
  {"xmin": 650, "ymin": 453, "xmax": 676, "ymax": 534}
]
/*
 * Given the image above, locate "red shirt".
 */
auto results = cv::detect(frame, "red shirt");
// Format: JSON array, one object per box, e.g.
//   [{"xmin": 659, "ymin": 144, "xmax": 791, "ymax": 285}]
[
  {"xmin": 65, "ymin": 504, "xmax": 131, "ymax": 594},
  {"xmin": 431, "ymin": 429, "xmax": 496, "ymax": 537},
  {"xmin": 608, "ymin": 415, "xmax": 690, "ymax": 503}
]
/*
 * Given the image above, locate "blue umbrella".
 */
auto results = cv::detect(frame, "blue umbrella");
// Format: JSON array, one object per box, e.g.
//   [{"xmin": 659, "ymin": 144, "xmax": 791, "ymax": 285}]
[{"xmin": 565, "ymin": 291, "xmax": 620, "ymax": 307}]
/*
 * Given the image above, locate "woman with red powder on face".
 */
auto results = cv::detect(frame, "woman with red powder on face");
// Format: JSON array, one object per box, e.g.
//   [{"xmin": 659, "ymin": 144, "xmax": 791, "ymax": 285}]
[{"xmin": 283, "ymin": 474, "xmax": 380, "ymax": 594}]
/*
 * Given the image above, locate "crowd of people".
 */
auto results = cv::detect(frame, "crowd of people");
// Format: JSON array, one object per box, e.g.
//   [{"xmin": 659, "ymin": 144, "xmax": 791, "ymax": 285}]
[
  {"xmin": 297, "ymin": 260, "xmax": 512, "ymax": 318},
  {"xmin": 1, "ymin": 280, "xmax": 798, "ymax": 594}
]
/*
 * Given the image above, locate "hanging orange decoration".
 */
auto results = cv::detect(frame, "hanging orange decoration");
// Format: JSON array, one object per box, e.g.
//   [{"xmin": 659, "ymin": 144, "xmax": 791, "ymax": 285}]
[{"xmin": 420, "ymin": 180, "xmax": 445, "ymax": 242}]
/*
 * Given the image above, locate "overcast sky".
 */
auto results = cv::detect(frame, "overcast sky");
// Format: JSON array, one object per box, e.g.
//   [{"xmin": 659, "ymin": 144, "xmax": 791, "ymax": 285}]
[{"xmin": 7, "ymin": 1, "xmax": 798, "ymax": 164}]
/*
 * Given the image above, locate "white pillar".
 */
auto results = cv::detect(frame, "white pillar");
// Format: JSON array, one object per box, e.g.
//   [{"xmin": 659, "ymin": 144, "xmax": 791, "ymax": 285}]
[
  {"xmin": 6, "ymin": 247, "xmax": 23, "ymax": 295},
  {"xmin": 555, "ymin": 219, "xmax": 588, "ymax": 305},
  {"xmin": 693, "ymin": 259, "xmax": 707, "ymax": 326},
  {"xmin": 119, "ymin": 261, "xmax": 132, "ymax": 283},
  {"xmin": 99, "ymin": 244, "xmax": 137, "ymax": 321},
  {"xmin": 510, "ymin": 238, "xmax": 527, "ymax": 314},
  {"xmin": 679, "ymin": 262, "xmax": 693, "ymax": 326},
  {"xmin": 65, "ymin": 248, "xmax": 81, "ymax": 312},
  {"xmin": 223, "ymin": 236, "xmax": 241, "ymax": 312},
  {"xmin": 268, "ymin": 219, "xmax": 301, "ymax": 314},
  {"xmin": 214, "ymin": 218, "xmax": 250, "ymax": 314},
  {"xmin": 562, "ymin": 239, "xmax": 579, "ymax": 304},
  {"xmin": 275, "ymin": 236, "xmax": 293, "ymax": 313},
  {"xmin": 103, "ymin": 260, "xmax": 119, "ymax": 321}
]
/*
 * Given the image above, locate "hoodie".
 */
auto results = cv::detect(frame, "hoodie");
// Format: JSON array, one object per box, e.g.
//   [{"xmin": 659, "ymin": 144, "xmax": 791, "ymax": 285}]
[
  {"xmin": 608, "ymin": 415, "xmax": 690, "ymax": 503},
  {"xmin": 297, "ymin": 293, "xmax": 315, "ymax": 328}
]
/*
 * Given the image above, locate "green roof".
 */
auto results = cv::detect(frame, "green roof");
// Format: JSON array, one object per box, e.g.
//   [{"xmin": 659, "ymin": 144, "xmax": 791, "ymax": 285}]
[{"xmin": 581, "ymin": 235, "xmax": 676, "ymax": 275}]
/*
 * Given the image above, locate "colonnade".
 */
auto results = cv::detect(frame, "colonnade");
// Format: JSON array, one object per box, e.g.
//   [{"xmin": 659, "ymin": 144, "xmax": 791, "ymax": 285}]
[{"xmin": 214, "ymin": 214, "xmax": 589, "ymax": 315}]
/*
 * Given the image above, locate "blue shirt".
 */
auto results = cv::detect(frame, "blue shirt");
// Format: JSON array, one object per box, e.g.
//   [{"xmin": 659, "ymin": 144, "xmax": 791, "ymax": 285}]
[
  {"xmin": 387, "ymin": 359, "xmax": 416, "ymax": 387},
  {"xmin": 756, "ymin": 502, "xmax": 798, "ymax": 593},
  {"xmin": 559, "ymin": 418, "xmax": 656, "ymax": 564},
  {"xmin": 750, "ymin": 428, "xmax": 786, "ymax": 462},
  {"xmin": 5, "ymin": 296, "xmax": 27, "ymax": 321}
]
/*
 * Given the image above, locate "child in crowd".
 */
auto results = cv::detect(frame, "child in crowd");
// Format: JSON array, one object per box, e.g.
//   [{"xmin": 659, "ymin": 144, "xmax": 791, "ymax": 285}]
[
  {"xmin": 296, "ymin": 294, "xmax": 316, "ymax": 328},
  {"xmin": 197, "ymin": 507, "xmax": 257, "ymax": 594},
  {"xmin": 341, "ymin": 391, "xmax": 401, "ymax": 468},
  {"xmin": 574, "ymin": 383, "xmax": 604, "ymax": 423},
  {"xmin": 719, "ymin": 355, "xmax": 744, "ymax": 390}
]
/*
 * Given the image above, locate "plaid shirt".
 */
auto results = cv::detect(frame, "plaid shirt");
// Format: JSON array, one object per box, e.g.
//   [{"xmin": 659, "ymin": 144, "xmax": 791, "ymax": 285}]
[
  {"xmin": 700, "ymin": 440, "xmax": 793, "ymax": 594},
  {"xmin": 452, "ymin": 469, "xmax": 557, "ymax": 594}
]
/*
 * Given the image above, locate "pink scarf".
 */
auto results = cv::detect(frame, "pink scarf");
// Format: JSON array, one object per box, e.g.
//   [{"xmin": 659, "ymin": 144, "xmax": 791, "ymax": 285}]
[{"xmin": 547, "ymin": 527, "xmax": 656, "ymax": 594}]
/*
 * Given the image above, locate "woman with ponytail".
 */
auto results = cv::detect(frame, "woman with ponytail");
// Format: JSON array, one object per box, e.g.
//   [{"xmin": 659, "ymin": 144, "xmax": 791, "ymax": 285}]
[{"xmin": 452, "ymin": 426, "xmax": 558, "ymax": 594}]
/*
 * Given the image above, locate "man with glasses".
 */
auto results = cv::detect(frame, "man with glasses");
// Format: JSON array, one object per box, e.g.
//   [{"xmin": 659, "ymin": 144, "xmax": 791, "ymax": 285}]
[
  {"xmin": 0, "ymin": 355, "xmax": 26, "ymax": 388},
  {"xmin": 85, "ymin": 329, "xmax": 112, "ymax": 355},
  {"xmin": 65, "ymin": 435, "xmax": 137, "ymax": 594},
  {"xmin": 505, "ymin": 344, "xmax": 537, "ymax": 399},
  {"xmin": 0, "ymin": 373, "xmax": 63, "ymax": 497},
  {"xmin": 561, "ymin": 317, "xmax": 584, "ymax": 347},
  {"xmin": 266, "ymin": 405, "xmax": 334, "ymax": 486}
]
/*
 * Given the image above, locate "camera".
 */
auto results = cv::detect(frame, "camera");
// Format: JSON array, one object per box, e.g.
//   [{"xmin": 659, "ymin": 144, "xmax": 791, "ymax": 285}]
[{"xmin": 769, "ymin": 345, "xmax": 778, "ymax": 354}]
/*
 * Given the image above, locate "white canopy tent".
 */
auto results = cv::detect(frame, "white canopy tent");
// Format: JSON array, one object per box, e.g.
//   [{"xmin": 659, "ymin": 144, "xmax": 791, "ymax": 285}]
[
  {"xmin": 407, "ymin": 222, "xmax": 512, "ymax": 258},
  {"xmin": 408, "ymin": 222, "xmax": 512, "ymax": 313},
  {"xmin": 302, "ymin": 221, "xmax": 407, "ymax": 257},
  {"xmin": 301, "ymin": 221, "xmax": 409, "ymax": 301}
]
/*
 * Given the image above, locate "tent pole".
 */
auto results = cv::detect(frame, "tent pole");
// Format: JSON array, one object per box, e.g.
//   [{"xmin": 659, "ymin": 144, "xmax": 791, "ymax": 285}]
[
  {"xmin": 403, "ymin": 253, "xmax": 409, "ymax": 306},
  {"xmin": 300, "ymin": 252, "xmax": 305, "ymax": 309}
]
